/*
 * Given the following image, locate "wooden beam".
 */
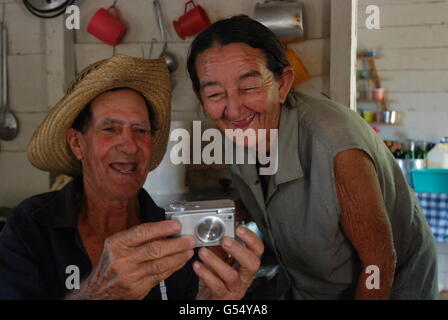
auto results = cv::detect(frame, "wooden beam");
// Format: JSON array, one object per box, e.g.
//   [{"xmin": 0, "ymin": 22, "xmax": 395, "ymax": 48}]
[
  {"xmin": 45, "ymin": 16, "xmax": 76, "ymax": 108},
  {"xmin": 45, "ymin": 16, "xmax": 76, "ymax": 185},
  {"xmin": 330, "ymin": 0, "xmax": 358, "ymax": 110}
]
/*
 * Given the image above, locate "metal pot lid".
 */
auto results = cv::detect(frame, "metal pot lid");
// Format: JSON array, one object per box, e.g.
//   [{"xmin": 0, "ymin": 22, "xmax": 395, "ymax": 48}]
[{"xmin": 26, "ymin": 0, "xmax": 69, "ymax": 12}]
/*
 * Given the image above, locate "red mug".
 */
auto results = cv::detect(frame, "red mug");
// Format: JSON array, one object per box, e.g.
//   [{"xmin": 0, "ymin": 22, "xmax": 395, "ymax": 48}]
[
  {"xmin": 173, "ymin": 0, "xmax": 211, "ymax": 40},
  {"xmin": 87, "ymin": 6, "xmax": 127, "ymax": 46}
]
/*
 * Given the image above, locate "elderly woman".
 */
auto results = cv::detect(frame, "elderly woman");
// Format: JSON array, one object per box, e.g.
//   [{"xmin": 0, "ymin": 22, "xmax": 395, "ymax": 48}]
[
  {"xmin": 0, "ymin": 54, "xmax": 263, "ymax": 300},
  {"xmin": 187, "ymin": 16, "xmax": 438, "ymax": 299}
]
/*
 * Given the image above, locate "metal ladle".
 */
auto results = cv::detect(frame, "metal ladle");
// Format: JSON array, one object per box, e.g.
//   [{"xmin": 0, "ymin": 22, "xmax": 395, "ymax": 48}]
[
  {"xmin": 153, "ymin": 0, "xmax": 178, "ymax": 73},
  {"xmin": 0, "ymin": 23, "xmax": 18, "ymax": 141}
]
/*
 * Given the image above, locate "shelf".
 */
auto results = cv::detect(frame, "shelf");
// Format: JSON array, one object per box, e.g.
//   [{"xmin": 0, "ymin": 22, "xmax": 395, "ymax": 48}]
[
  {"xmin": 357, "ymin": 99, "xmax": 396, "ymax": 103},
  {"xmin": 357, "ymin": 56, "xmax": 380, "ymax": 60},
  {"xmin": 357, "ymin": 99, "xmax": 377, "ymax": 103},
  {"xmin": 357, "ymin": 77, "xmax": 388, "ymax": 81}
]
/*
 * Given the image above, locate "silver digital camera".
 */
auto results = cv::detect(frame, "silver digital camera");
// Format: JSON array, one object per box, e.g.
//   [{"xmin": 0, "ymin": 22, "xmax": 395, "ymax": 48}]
[{"xmin": 165, "ymin": 199, "xmax": 235, "ymax": 247}]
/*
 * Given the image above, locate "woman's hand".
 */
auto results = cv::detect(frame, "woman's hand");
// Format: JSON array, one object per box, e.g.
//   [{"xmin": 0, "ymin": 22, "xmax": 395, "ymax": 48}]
[{"xmin": 194, "ymin": 226, "xmax": 264, "ymax": 300}]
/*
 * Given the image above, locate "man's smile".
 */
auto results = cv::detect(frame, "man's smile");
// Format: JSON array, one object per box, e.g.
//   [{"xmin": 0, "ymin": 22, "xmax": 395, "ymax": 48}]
[{"xmin": 109, "ymin": 162, "xmax": 138, "ymax": 175}]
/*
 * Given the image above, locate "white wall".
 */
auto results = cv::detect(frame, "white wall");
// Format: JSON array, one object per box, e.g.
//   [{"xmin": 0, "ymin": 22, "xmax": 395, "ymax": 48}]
[
  {"xmin": 74, "ymin": 0, "xmax": 331, "ymax": 121},
  {"xmin": 0, "ymin": 0, "xmax": 49, "ymax": 208},
  {"xmin": 357, "ymin": 0, "xmax": 448, "ymax": 143}
]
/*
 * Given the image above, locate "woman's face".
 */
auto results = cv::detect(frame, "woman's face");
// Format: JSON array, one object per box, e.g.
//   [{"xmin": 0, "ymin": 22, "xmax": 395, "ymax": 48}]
[{"xmin": 195, "ymin": 43, "xmax": 293, "ymax": 149}]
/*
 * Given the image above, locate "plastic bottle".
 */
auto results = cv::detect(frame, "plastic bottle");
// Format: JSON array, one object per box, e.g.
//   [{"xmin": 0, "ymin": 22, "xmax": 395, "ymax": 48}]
[{"xmin": 427, "ymin": 137, "xmax": 448, "ymax": 169}]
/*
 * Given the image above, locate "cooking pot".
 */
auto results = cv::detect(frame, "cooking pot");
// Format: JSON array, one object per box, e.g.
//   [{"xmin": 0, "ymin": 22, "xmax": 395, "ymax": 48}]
[
  {"xmin": 376, "ymin": 110, "xmax": 398, "ymax": 124},
  {"xmin": 253, "ymin": 0, "xmax": 304, "ymax": 43}
]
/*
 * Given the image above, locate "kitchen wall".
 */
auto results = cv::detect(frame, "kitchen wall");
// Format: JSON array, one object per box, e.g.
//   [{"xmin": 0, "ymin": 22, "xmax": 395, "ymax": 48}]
[
  {"xmin": 74, "ymin": 0, "xmax": 331, "ymax": 120},
  {"xmin": 358, "ymin": 0, "xmax": 448, "ymax": 295},
  {"xmin": 0, "ymin": 0, "xmax": 49, "ymax": 208},
  {"xmin": 0, "ymin": 0, "xmax": 331, "ymax": 208},
  {"xmin": 357, "ymin": 0, "xmax": 448, "ymax": 143}
]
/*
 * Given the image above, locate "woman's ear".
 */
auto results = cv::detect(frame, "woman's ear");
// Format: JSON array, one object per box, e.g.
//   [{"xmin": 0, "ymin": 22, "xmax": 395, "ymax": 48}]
[
  {"xmin": 278, "ymin": 66, "xmax": 295, "ymax": 104},
  {"xmin": 67, "ymin": 128, "xmax": 84, "ymax": 161}
]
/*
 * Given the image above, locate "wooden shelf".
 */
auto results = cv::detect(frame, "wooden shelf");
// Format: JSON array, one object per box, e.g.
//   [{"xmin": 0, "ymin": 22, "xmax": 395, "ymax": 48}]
[
  {"xmin": 357, "ymin": 99, "xmax": 396, "ymax": 103},
  {"xmin": 357, "ymin": 99, "xmax": 377, "ymax": 103},
  {"xmin": 357, "ymin": 56, "xmax": 380, "ymax": 60},
  {"xmin": 357, "ymin": 77, "xmax": 388, "ymax": 81}
]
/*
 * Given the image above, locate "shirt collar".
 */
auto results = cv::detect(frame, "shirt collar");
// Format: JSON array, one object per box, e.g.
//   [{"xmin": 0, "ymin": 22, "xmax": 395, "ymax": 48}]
[
  {"xmin": 33, "ymin": 177, "xmax": 165, "ymax": 228},
  {"xmin": 230, "ymin": 96, "xmax": 305, "ymax": 185},
  {"xmin": 274, "ymin": 100, "xmax": 305, "ymax": 184}
]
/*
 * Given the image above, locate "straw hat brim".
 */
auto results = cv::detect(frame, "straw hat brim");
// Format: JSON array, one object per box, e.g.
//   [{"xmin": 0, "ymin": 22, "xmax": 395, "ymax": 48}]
[{"xmin": 27, "ymin": 54, "xmax": 171, "ymax": 177}]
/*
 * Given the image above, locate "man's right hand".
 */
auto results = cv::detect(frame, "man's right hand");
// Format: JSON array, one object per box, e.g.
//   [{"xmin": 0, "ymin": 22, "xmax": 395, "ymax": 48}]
[{"xmin": 65, "ymin": 220, "xmax": 196, "ymax": 300}]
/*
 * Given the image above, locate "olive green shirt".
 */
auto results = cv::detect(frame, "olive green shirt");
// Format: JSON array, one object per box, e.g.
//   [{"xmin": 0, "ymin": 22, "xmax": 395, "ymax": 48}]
[{"xmin": 230, "ymin": 92, "xmax": 438, "ymax": 299}]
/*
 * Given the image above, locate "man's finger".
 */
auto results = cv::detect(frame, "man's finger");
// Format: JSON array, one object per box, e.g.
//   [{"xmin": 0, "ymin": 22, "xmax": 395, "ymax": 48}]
[
  {"xmin": 116, "ymin": 221, "xmax": 182, "ymax": 247},
  {"xmin": 132, "ymin": 236, "xmax": 196, "ymax": 263},
  {"xmin": 140, "ymin": 249, "xmax": 195, "ymax": 279}
]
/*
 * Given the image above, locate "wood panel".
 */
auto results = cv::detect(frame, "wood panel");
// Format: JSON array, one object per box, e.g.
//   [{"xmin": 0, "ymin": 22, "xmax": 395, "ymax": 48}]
[
  {"xmin": 386, "ymin": 92, "xmax": 448, "ymax": 111},
  {"xmin": 380, "ymin": 70, "xmax": 448, "ymax": 92},
  {"xmin": 374, "ymin": 47, "xmax": 448, "ymax": 71},
  {"xmin": 357, "ymin": 2, "xmax": 448, "ymax": 28},
  {"xmin": 288, "ymin": 38, "xmax": 330, "ymax": 77},
  {"xmin": 330, "ymin": 0, "xmax": 357, "ymax": 110},
  {"xmin": 358, "ymin": 24, "xmax": 448, "ymax": 49}
]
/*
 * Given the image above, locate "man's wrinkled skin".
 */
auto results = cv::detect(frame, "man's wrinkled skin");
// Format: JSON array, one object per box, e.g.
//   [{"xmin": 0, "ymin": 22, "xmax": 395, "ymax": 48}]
[{"xmin": 64, "ymin": 89, "xmax": 264, "ymax": 299}]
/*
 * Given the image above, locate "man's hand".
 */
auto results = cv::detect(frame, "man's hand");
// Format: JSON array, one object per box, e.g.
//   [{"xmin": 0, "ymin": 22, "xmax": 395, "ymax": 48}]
[
  {"xmin": 66, "ymin": 220, "xmax": 196, "ymax": 300},
  {"xmin": 194, "ymin": 226, "xmax": 264, "ymax": 300}
]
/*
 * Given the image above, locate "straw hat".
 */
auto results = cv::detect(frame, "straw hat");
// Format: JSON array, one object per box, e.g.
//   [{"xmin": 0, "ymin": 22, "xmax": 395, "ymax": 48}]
[{"xmin": 27, "ymin": 54, "xmax": 171, "ymax": 177}]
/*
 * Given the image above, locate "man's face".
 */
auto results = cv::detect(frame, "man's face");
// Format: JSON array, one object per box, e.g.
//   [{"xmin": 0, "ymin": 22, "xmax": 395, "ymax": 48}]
[
  {"xmin": 195, "ymin": 43, "xmax": 290, "ymax": 148},
  {"xmin": 69, "ymin": 89, "xmax": 153, "ymax": 200}
]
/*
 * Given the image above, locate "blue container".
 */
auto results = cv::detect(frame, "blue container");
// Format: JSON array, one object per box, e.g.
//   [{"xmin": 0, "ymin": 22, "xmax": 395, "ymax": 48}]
[{"xmin": 411, "ymin": 169, "xmax": 448, "ymax": 193}]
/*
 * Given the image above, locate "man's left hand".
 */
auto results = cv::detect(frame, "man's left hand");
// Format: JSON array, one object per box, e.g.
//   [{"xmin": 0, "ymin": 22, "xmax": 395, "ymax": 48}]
[{"xmin": 193, "ymin": 226, "xmax": 264, "ymax": 300}]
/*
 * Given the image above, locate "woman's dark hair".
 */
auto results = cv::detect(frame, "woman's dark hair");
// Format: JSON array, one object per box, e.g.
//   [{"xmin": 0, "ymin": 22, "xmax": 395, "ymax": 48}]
[
  {"xmin": 187, "ymin": 15, "xmax": 291, "ymax": 93},
  {"xmin": 71, "ymin": 87, "xmax": 158, "ymax": 135}
]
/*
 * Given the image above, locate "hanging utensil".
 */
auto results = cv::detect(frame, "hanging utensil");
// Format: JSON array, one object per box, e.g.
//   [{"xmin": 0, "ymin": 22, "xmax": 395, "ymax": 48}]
[
  {"xmin": 0, "ymin": 24, "xmax": 19, "ymax": 141},
  {"xmin": 23, "ymin": 0, "xmax": 76, "ymax": 19},
  {"xmin": 253, "ymin": 0, "xmax": 304, "ymax": 43},
  {"xmin": 153, "ymin": 0, "xmax": 178, "ymax": 73}
]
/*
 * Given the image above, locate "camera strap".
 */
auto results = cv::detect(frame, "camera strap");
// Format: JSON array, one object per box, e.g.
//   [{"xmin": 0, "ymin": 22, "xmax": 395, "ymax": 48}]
[{"xmin": 159, "ymin": 280, "xmax": 168, "ymax": 300}]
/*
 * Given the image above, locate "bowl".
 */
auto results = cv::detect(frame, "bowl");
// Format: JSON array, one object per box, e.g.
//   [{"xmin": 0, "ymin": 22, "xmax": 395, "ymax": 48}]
[
  {"xmin": 411, "ymin": 169, "xmax": 448, "ymax": 193},
  {"xmin": 362, "ymin": 111, "xmax": 376, "ymax": 123}
]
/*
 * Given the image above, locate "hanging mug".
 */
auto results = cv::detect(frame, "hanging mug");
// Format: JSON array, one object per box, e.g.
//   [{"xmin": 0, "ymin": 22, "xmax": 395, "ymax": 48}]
[
  {"xmin": 87, "ymin": 5, "xmax": 127, "ymax": 46},
  {"xmin": 173, "ymin": 0, "xmax": 211, "ymax": 40}
]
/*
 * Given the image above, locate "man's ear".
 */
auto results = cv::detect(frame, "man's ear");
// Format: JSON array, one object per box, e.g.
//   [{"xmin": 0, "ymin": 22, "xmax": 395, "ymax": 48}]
[
  {"xmin": 67, "ymin": 128, "xmax": 84, "ymax": 161},
  {"xmin": 278, "ymin": 66, "xmax": 295, "ymax": 104}
]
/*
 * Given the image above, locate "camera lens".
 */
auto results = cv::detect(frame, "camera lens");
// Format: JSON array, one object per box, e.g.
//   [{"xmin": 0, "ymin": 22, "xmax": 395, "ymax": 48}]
[{"xmin": 195, "ymin": 216, "xmax": 226, "ymax": 243}]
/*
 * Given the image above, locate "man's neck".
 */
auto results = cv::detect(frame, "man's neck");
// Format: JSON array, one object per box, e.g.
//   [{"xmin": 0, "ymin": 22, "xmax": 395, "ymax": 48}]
[{"xmin": 80, "ymin": 182, "xmax": 140, "ymax": 236}]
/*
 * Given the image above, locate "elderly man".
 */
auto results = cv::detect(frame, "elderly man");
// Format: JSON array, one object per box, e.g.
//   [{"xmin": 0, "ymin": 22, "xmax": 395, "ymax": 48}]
[{"xmin": 0, "ymin": 54, "xmax": 263, "ymax": 300}]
